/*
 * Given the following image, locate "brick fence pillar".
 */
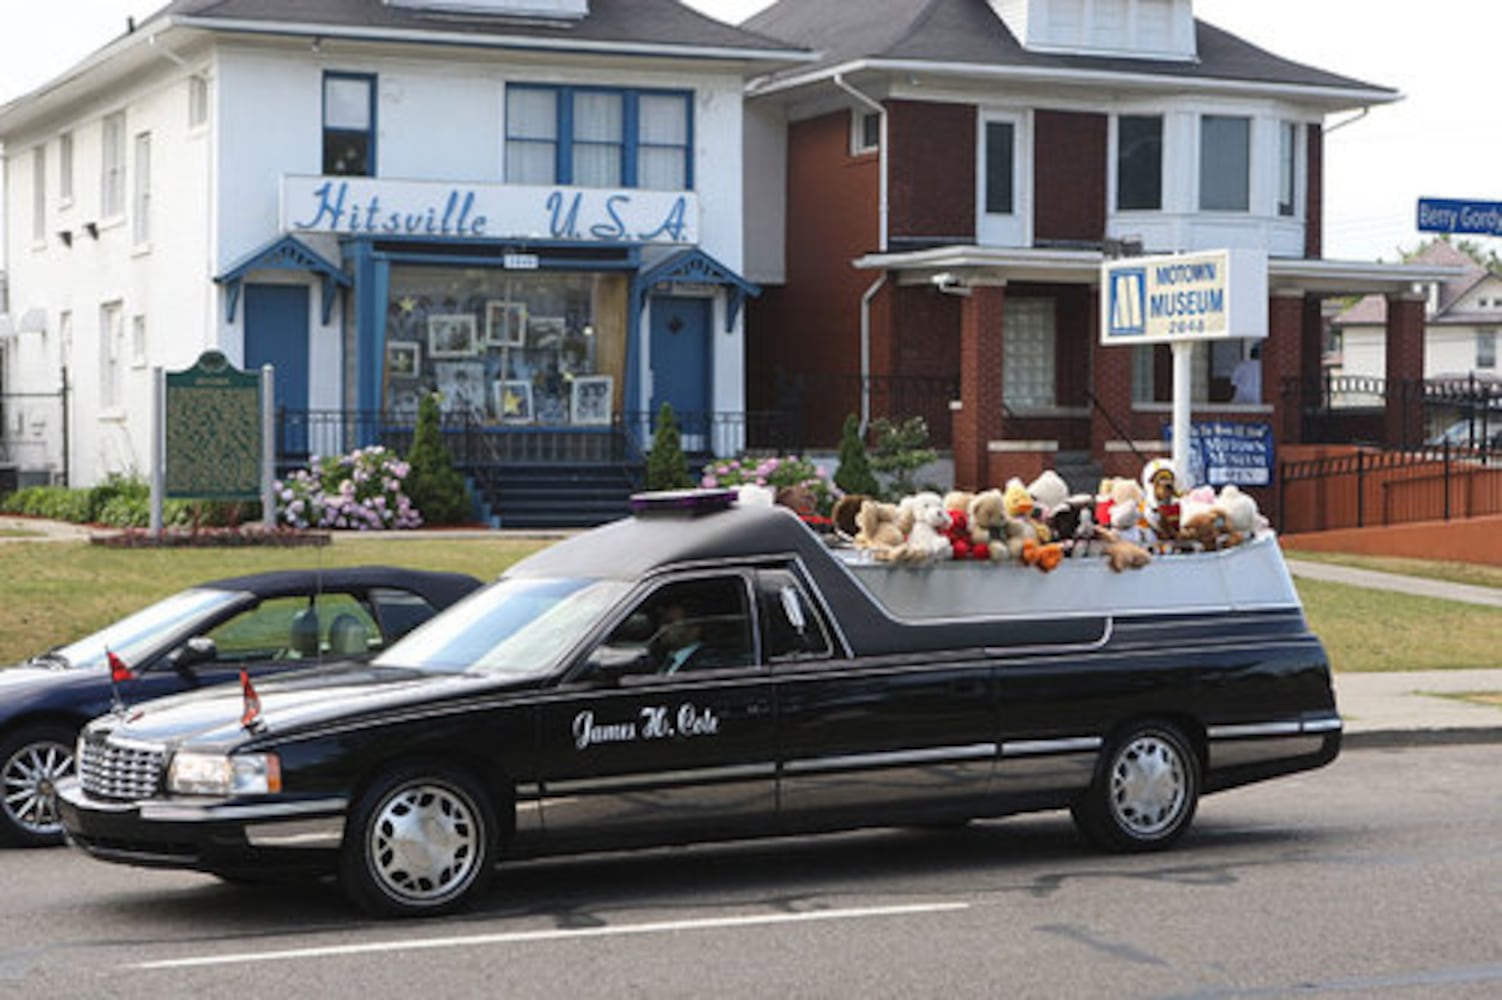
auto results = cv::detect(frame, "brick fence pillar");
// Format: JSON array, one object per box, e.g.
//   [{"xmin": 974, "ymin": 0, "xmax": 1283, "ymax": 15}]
[
  {"xmin": 1385, "ymin": 293, "xmax": 1426, "ymax": 448},
  {"xmin": 1268, "ymin": 291, "xmax": 1306, "ymax": 445},
  {"xmin": 952, "ymin": 283, "xmax": 1006, "ymax": 490}
]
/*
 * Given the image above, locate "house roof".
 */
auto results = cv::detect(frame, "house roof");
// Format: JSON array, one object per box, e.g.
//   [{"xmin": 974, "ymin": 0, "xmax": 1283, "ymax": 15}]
[
  {"xmin": 1335, "ymin": 241, "xmax": 1491, "ymax": 327},
  {"xmin": 0, "ymin": 0, "xmax": 810, "ymax": 130},
  {"xmin": 156, "ymin": 0, "xmax": 801, "ymax": 53},
  {"xmin": 744, "ymin": 0, "xmax": 1395, "ymax": 103}
]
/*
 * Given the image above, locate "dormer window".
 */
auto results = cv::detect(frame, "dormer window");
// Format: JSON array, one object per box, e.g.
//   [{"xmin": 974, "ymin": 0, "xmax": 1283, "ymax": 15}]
[
  {"xmin": 988, "ymin": 0, "xmax": 1195, "ymax": 61},
  {"xmin": 384, "ymin": 0, "xmax": 587, "ymax": 18}
]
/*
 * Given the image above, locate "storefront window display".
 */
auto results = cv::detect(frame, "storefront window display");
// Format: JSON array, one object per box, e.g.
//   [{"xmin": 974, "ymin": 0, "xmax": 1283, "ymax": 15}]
[{"xmin": 382, "ymin": 267, "xmax": 627, "ymax": 426}]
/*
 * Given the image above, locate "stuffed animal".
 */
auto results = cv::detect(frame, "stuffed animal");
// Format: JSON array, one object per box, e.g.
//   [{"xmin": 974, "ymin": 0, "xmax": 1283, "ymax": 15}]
[
  {"xmin": 854, "ymin": 499, "xmax": 905, "ymax": 557},
  {"xmin": 1096, "ymin": 527, "xmax": 1153, "ymax": 572},
  {"xmin": 1217, "ymin": 484, "xmax": 1266, "ymax": 545},
  {"xmin": 1003, "ymin": 478, "xmax": 1064, "ymax": 572},
  {"xmin": 1174, "ymin": 485, "xmax": 1228, "ymax": 551},
  {"xmin": 1048, "ymin": 494, "xmax": 1094, "ymax": 556},
  {"xmin": 885, "ymin": 491, "xmax": 953, "ymax": 564},
  {"xmin": 1108, "ymin": 479, "xmax": 1156, "ymax": 548},
  {"xmin": 1141, "ymin": 458, "xmax": 1182, "ymax": 544},
  {"xmin": 942, "ymin": 490, "xmax": 981, "ymax": 560},
  {"xmin": 831, "ymin": 494, "xmax": 870, "ymax": 540},
  {"xmin": 1028, "ymin": 470, "xmax": 1071, "ymax": 521},
  {"xmin": 967, "ymin": 488, "xmax": 1010, "ymax": 561}
]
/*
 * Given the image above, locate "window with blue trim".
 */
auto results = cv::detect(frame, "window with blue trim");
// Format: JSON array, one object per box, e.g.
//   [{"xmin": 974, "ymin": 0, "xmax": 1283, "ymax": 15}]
[
  {"xmin": 324, "ymin": 72, "xmax": 376, "ymax": 176},
  {"xmin": 505, "ymin": 84, "xmax": 692, "ymax": 190}
]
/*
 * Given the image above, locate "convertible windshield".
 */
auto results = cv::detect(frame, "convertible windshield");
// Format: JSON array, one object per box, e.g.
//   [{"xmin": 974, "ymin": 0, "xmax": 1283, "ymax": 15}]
[
  {"xmin": 51, "ymin": 588, "xmax": 245, "ymax": 670},
  {"xmin": 374, "ymin": 576, "xmax": 628, "ymax": 676}
]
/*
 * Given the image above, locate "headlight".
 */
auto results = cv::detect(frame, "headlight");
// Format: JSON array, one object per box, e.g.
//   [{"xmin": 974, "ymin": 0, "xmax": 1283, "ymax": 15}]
[{"xmin": 167, "ymin": 752, "xmax": 281, "ymax": 796}]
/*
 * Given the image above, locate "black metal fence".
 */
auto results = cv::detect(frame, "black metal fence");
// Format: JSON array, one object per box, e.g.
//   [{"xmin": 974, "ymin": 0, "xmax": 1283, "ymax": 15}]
[
  {"xmin": 0, "ymin": 371, "xmax": 69, "ymax": 487},
  {"xmin": 1287, "ymin": 373, "xmax": 1501, "ymax": 450},
  {"xmin": 761, "ymin": 373, "xmax": 960, "ymax": 450}
]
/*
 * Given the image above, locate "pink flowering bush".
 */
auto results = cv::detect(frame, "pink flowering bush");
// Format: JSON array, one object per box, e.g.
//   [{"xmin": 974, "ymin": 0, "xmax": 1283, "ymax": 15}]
[
  {"xmin": 275, "ymin": 446, "xmax": 423, "ymax": 530},
  {"xmin": 700, "ymin": 454, "xmax": 837, "ymax": 514}
]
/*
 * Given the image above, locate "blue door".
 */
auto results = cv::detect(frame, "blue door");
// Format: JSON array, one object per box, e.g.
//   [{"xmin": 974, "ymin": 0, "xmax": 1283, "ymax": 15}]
[
  {"xmin": 245, "ymin": 284, "xmax": 311, "ymax": 457},
  {"xmin": 649, "ymin": 296, "xmax": 711, "ymax": 442}
]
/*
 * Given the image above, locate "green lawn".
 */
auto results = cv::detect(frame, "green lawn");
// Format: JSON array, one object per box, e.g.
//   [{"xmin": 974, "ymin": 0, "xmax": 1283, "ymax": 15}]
[{"xmin": 2, "ymin": 537, "xmax": 1497, "ymax": 673}]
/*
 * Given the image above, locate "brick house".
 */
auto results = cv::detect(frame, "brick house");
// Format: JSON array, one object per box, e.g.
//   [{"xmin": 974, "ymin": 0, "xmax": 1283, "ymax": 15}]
[{"xmin": 738, "ymin": 0, "xmax": 1460, "ymax": 497}]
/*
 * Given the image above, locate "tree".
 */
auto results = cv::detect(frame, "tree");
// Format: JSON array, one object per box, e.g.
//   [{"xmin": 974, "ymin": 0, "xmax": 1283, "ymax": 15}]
[
  {"xmin": 833, "ymin": 414, "xmax": 880, "ymax": 496},
  {"xmin": 869, "ymin": 416, "xmax": 937, "ymax": 499},
  {"xmin": 645, "ymin": 402, "xmax": 693, "ymax": 490},
  {"xmin": 404, "ymin": 393, "xmax": 471, "ymax": 524}
]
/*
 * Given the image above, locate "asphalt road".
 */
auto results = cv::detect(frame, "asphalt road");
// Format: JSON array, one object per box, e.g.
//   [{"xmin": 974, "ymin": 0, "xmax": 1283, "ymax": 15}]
[{"xmin": 2, "ymin": 744, "xmax": 1499, "ymax": 999}]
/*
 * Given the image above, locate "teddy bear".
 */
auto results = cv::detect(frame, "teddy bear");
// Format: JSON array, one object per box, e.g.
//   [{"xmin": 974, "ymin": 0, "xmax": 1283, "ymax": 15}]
[
  {"xmin": 1002, "ymin": 478, "xmax": 1064, "ymax": 572},
  {"xmin": 1096, "ymin": 527, "xmax": 1153, "ymax": 572},
  {"xmin": 967, "ymin": 488, "xmax": 1010, "ymax": 561},
  {"xmin": 1048, "ymin": 494, "xmax": 1095, "ymax": 557},
  {"xmin": 1175, "ymin": 485, "xmax": 1230, "ymax": 551},
  {"xmin": 942, "ymin": 490, "xmax": 983, "ymax": 560},
  {"xmin": 831, "ymin": 493, "xmax": 870, "ymax": 541},
  {"xmin": 1028, "ymin": 470, "xmax": 1071, "ymax": 522},
  {"xmin": 854, "ymin": 498, "xmax": 905, "ymax": 557},
  {"xmin": 1141, "ymin": 458, "xmax": 1183, "ymax": 544},
  {"xmin": 1216, "ymin": 484, "xmax": 1266, "ymax": 546},
  {"xmin": 1108, "ymin": 478, "xmax": 1156, "ymax": 548},
  {"xmin": 884, "ymin": 491, "xmax": 953, "ymax": 564}
]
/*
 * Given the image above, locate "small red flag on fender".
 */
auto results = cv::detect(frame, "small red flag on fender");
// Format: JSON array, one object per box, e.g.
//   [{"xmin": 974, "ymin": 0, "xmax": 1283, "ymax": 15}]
[
  {"xmin": 107, "ymin": 650, "xmax": 134, "ymax": 683},
  {"xmin": 240, "ymin": 668, "xmax": 261, "ymax": 729}
]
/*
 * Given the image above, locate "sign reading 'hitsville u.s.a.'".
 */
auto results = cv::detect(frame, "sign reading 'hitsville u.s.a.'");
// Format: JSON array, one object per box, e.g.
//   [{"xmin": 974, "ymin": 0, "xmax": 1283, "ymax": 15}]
[
  {"xmin": 1101, "ymin": 248, "xmax": 1268, "ymax": 345},
  {"xmin": 281, "ymin": 176, "xmax": 700, "ymax": 245}
]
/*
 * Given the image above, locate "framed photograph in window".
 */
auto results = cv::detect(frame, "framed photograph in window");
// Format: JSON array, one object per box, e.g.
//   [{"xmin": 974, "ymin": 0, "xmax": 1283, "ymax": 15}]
[
  {"xmin": 434, "ymin": 361, "xmax": 486, "ymax": 421},
  {"xmin": 527, "ymin": 314, "xmax": 567, "ymax": 349},
  {"xmin": 485, "ymin": 300, "xmax": 527, "ymax": 348},
  {"xmin": 494, "ymin": 379, "xmax": 533, "ymax": 423},
  {"xmin": 427, "ymin": 314, "xmax": 478, "ymax": 358},
  {"xmin": 385, "ymin": 340, "xmax": 420, "ymax": 379},
  {"xmin": 570, "ymin": 374, "xmax": 613, "ymax": 426}
]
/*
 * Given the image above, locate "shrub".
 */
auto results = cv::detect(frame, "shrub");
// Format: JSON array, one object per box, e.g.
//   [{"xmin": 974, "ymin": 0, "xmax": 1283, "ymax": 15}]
[
  {"xmin": 275, "ymin": 445, "xmax": 422, "ymax": 530},
  {"xmin": 645, "ymin": 402, "xmax": 693, "ymax": 490},
  {"xmin": 403, "ymin": 393, "xmax": 471, "ymax": 525},
  {"xmin": 833, "ymin": 414, "xmax": 880, "ymax": 497},
  {"xmin": 1, "ymin": 485, "xmax": 92, "ymax": 523},
  {"xmin": 701, "ymin": 453, "xmax": 836, "ymax": 514},
  {"xmin": 869, "ymin": 416, "xmax": 937, "ymax": 500}
]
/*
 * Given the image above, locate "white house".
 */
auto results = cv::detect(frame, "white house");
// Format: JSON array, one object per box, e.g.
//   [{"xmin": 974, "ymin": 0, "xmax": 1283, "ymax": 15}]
[{"xmin": 0, "ymin": 0, "xmax": 805, "ymax": 489}]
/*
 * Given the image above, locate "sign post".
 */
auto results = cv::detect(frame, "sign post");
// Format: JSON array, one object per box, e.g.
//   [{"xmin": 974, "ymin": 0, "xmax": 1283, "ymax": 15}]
[{"xmin": 1101, "ymin": 248, "xmax": 1268, "ymax": 485}]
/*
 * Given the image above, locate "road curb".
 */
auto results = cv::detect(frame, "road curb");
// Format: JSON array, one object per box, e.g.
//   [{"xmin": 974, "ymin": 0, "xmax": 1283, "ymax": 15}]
[{"xmin": 1343, "ymin": 727, "xmax": 1502, "ymax": 749}]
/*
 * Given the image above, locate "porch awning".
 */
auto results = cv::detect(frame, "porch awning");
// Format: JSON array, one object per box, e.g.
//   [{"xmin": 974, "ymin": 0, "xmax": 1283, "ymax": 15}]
[
  {"xmin": 852, "ymin": 244, "xmax": 1467, "ymax": 296},
  {"xmin": 215, "ymin": 234, "xmax": 352, "ymax": 325},
  {"xmin": 635, "ymin": 247, "xmax": 761, "ymax": 332}
]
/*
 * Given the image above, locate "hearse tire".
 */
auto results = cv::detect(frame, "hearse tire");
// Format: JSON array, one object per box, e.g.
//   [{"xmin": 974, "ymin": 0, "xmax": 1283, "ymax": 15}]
[
  {"xmin": 339, "ymin": 764, "xmax": 497, "ymax": 918},
  {"xmin": 1073, "ymin": 722, "xmax": 1199, "ymax": 853},
  {"xmin": 0, "ymin": 724, "xmax": 77, "ymax": 847}
]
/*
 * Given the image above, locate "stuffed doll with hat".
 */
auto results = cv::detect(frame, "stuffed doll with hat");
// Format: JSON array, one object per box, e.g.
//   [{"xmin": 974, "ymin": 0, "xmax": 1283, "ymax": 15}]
[{"xmin": 1141, "ymin": 458, "xmax": 1183, "ymax": 548}]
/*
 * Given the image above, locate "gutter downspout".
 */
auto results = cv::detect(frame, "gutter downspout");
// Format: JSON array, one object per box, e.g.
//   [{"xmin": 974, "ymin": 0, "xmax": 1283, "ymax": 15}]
[
  {"xmin": 858, "ymin": 275, "xmax": 886, "ymax": 434},
  {"xmin": 833, "ymin": 74, "xmax": 888, "ymax": 434}
]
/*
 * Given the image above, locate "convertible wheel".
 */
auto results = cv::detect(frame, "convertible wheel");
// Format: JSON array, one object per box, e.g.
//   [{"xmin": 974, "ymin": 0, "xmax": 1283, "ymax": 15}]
[
  {"xmin": 0, "ymin": 725, "xmax": 76, "ymax": 847},
  {"xmin": 1073, "ymin": 722, "xmax": 1199, "ymax": 852},
  {"xmin": 340, "ymin": 765, "xmax": 496, "ymax": 917}
]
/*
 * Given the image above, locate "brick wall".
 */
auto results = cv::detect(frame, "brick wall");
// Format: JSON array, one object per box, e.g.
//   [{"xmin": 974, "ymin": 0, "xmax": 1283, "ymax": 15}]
[
  {"xmin": 1033, "ymin": 110, "xmax": 1107, "ymax": 245},
  {"xmin": 953, "ymin": 284, "xmax": 1006, "ymax": 489},
  {"xmin": 888, "ymin": 100, "xmax": 976, "ymax": 242},
  {"xmin": 1305, "ymin": 124, "xmax": 1323, "ymax": 260}
]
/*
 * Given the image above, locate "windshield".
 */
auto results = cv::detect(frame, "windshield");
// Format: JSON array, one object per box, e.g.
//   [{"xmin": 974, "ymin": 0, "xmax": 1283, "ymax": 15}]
[
  {"xmin": 49, "ymin": 588, "xmax": 245, "ymax": 670},
  {"xmin": 373, "ymin": 576, "xmax": 629, "ymax": 677}
]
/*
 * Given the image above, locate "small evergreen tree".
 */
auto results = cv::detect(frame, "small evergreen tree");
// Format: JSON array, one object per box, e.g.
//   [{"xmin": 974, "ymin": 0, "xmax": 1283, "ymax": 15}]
[
  {"xmin": 833, "ymin": 414, "xmax": 880, "ymax": 497},
  {"xmin": 869, "ymin": 416, "xmax": 937, "ymax": 500},
  {"xmin": 404, "ymin": 393, "xmax": 471, "ymax": 524},
  {"xmin": 645, "ymin": 402, "xmax": 693, "ymax": 490}
]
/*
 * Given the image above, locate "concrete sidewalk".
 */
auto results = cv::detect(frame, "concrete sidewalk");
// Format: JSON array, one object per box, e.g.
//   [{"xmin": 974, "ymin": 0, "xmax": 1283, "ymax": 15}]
[{"xmin": 1285, "ymin": 557, "xmax": 1502, "ymax": 608}]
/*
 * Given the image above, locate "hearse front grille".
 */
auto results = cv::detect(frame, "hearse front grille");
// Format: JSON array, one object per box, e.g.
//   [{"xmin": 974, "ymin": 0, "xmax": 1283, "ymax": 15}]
[{"xmin": 78, "ymin": 732, "xmax": 165, "ymax": 802}]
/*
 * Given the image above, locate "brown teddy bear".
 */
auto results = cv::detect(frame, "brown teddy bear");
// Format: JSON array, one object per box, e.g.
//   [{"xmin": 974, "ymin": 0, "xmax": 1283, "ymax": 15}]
[
  {"xmin": 967, "ymin": 488, "xmax": 1010, "ymax": 561},
  {"xmin": 854, "ymin": 498, "xmax": 905, "ymax": 557}
]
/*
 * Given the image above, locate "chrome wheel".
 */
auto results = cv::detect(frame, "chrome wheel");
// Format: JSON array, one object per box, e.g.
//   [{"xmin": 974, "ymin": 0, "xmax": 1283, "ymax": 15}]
[
  {"xmin": 1, "ymin": 732, "xmax": 74, "ymax": 844},
  {"xmin": 1109, "ymin": 734, "xmax": 1187, "ymax": 837},
  {"xmin": 1073, "ymin": 722, "xmax": 1199, "ymax": 852},
  {"xmin": 344, "ymin": 768, "xmax": 495, "ymax": 915}
]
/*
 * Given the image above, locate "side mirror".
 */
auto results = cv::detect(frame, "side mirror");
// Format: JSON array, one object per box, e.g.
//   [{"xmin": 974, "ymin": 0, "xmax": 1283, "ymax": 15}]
[
  {"xmin": 169, "ymin": 636, "xmax": 218, "ymax": 674},
  {"xmin": 584, "ymin": 645, "xmax": 653, "ymax": 685}
]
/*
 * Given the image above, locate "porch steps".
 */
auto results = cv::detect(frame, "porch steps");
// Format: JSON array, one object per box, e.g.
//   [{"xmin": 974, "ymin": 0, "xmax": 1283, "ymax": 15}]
[
  {"xmin": 470, "ymin": 463, "xmax": 643, "ymax": 529},
  {"xmin": 1053, "ymin": 450, "xmax": 1105, "ymax": 496}
]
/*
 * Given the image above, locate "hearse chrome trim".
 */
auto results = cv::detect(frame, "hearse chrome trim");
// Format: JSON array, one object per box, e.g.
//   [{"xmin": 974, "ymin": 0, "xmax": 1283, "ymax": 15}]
[
  {"xmin": 544, "ymin": 763, "xmax": 776, "ymax": 796},
  {"xmin": 1208, "ymin": 716, "xmax": 1343, "ymax": 740},
  {"xmin": 1001, "ymin": 737, "xmax": 1104, "ymax": 757},
  {"xmin": 783, "ymin": 743, "xmax": 997, "ymax": 775},
  {"xmin": 1301, "ymin": 715, "xmax": 1343, "ymax": 734},
  {"xmin": 244, "ymin": 816, "xmax": 345, "ymax": 848},
  {"xmin": 139, "ymin": 797, "xmax": 348, "ymax": 823}
]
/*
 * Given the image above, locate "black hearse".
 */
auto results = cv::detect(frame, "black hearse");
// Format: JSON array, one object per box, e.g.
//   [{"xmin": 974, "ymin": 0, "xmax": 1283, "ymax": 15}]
[{"xmin": 59, "ymin": 491, "xmax": 1340, "ymax": 916}]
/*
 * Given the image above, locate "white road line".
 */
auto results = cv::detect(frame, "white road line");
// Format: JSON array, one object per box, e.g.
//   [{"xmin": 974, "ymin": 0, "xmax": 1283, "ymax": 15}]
[{"xmin": 130, "ymin": 902, "xmax": 970, "ymax": 971}]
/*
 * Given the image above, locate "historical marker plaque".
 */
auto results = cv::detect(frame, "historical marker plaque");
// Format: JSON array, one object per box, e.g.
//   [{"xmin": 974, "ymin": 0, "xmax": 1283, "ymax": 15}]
[{"xmin": 164, "ymin": 351, "xmax": 263, "ymax": 499}]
